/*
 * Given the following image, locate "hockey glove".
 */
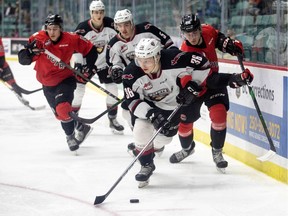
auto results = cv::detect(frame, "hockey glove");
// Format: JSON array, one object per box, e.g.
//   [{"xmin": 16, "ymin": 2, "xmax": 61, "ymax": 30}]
[
  {"xmin": 24, "ymin": 40, "xmax": 43, "ymax": 56},
  {"xmin": 176, "ymin": 81, "xmax": 202, "ymax": 105},
  {"xmin": 109, "ymin": 66, "xmax": 123, "ymax": 84},
  {"xmin": 146, "ymin": 108, "xmax": 171, "ymax": 135},
  {"xmin": 74, "ymin": 63, "xmax": 97, "ymax": 84},
  {"xmin": 229, "ymin": 68, "xmax": 254, "ymax": 88},
  {"xmin": 221, "ymin": 38, "xmax": 244, "ymax": 56}
]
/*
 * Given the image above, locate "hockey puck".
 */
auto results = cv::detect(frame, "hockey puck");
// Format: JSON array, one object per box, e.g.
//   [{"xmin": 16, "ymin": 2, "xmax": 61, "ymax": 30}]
[{"xmin": 130, "ymin": 199, "xmax": 139, "ymax": 203}]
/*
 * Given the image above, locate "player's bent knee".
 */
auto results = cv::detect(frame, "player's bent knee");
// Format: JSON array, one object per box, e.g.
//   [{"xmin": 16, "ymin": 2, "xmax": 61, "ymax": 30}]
[
  {"xmin": 209, "ymin": 104, "xmax": 227, "ymax": 130},
  {"xmin": 178, "ymin": 122, "xmax": 193, "ymax": 137},
  {"xmin": 133, "ymin": 119, "xmax": 154, "ymax": 149},
  {"xmin": 56, "ymin": 102, "xmax": 72, "ymax": 121}
]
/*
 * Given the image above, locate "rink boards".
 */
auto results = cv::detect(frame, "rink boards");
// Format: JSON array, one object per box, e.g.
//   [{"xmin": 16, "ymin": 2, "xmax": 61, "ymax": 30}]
[{"xmin": 194, "ymin": 60, "xmax": 288, "ymax": 184}]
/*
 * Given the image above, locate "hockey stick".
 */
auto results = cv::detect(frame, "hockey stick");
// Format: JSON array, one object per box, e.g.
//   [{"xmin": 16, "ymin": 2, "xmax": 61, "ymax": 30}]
[
  {"xmin": 1, "ymin": 80, "xmax": 45, "ymax": 110},
  {"xmin": 0, "ymin": 80, "xmax": 42, "ymax": 95},
  {"xmin": 69, "ymin": 98, "xmax": 124, "ymax": 124},
  {"xmin": 14, "ymin": 84, "xmax": 42, "ymax": 95},
  {"xmin": 94, "ymin": 104, "xmax": 182, "ymax": 205},
  {"xmin": 237, "ymin": 55, "xmax": 276, "ymax": 161},
  {"xmin": 43, "ymin": 49, "xmax": 121, "ymax": 102}
]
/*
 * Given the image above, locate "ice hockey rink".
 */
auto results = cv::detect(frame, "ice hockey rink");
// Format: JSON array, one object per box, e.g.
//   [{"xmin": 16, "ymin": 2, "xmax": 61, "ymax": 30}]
[{"xmin": 0, "ymin": 61, "xmax": 287, "ymax": 216}]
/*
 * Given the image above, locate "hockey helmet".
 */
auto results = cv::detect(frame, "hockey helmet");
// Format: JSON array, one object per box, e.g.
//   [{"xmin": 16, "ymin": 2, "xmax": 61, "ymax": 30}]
[
  {"xmin": 135, "ymin": 38, "xmax": 161, "ymax": 59},
  {"xmin": 180, "ymin": 14, "xmax": 201, "ymax": 32},
  {"xmin": 45, "ymin": 14, "xmax": 63, "ymax": 28},
  {"xmin": 89, "ymin": 0, "xmax": 105, "ymax": 11},
  {"xmin": 114, "ymin": 9, "xmax": 133, "ymax": 24}
]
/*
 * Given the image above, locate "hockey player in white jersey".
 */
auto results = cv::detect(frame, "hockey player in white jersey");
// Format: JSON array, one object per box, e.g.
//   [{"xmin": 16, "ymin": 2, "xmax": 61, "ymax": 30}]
[
  {"xmin": 72, "ymin": 0, "xmax": 124, "ymax": 134},
  {"xmin": 122, "ymin": 38, "xmax": 210, "ymax": 187},
  {"xmin": 106, "ymin": 9, "xmax": 174, "ymax": 130},
  {"xmin": 123, "ymin": 38, "xmax": 254, "ymax": 187}
]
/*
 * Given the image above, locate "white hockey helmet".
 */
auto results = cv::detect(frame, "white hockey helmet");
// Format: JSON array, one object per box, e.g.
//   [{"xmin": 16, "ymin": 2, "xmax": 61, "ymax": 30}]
[
  {"xmin": 135, "ymin": 38, "xmax": 161, "ymax": 59},
  {"xmin": 114, "ymin": 9, "xmax": 133, "ymax": 24},
  {"xmin": 89, "ymin": 0, "xmax": 105, "ymax": 11}
]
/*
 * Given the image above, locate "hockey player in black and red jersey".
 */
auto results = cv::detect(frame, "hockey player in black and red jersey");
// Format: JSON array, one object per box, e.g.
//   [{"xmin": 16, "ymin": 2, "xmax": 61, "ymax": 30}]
[
  {"xmin": 72, "ymin": 0, "xmax": 124, "ymax": 134},
  {"xmin": 106, "ymin": 9, "xmax": 174, "ymax": 131},
  {"xmin": 169, "ymin": 14, "xmax": 253, "ymax": 173},
  {"xmin": 122, "ymin": 38, "xmax": 253, "ymax": 187},
  {"xmin": 18, "ymin": 14, "xmax": 97, "ymax": 152}
]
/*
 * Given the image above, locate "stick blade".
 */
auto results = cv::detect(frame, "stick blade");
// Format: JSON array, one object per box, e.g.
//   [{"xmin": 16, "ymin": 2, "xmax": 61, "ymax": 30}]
[
  {"xmin": 94, "ymin": 195, "xmax": 106, "ymax": 205},
  {"xmin": 257, "ymin": 150, "xmax": 276, "ymax": 162}
]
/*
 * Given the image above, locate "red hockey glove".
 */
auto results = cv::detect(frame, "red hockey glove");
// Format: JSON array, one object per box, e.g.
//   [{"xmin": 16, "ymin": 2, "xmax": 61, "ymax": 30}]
[
  {"xmin": 229, "ymin": 68, "xmax": 254, "ymax": 88},
  {"xmin": 233, "ymin": 40, "xmax": 244, "ymax": 56}
]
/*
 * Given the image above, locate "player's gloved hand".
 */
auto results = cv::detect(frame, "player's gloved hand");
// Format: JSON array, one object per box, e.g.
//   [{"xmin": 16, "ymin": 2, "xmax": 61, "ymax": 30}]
[
  {"xmin": 229, "ymin": 68, "xmax": 254, "ymax": 88},
  {"xmin": 176, "ymin": 81, "xmax": 202, "ymax": 105},
  {"xmin": 74, "ymin": 63, "xmax": 97, "ymax": 84},
  {"xmin": 146, "ymin": 108, "xmax": 171, "ymax": 135},
  {"xmin": 232, "ymin": 40, "xmax": 244, "ymax": 56},
  {"xmin": 109, "ymin": 66, "xmax": 123, "ymax": 84},
  {"xmin": 24, "ymin": 40, "xmax": 43, "ymax": 56},
  {"xmin": 226, "ymin": 39, "xmax": 244, "ymax": 56}
]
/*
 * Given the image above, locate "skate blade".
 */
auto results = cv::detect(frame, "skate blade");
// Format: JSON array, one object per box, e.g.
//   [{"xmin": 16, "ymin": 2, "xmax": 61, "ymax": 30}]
[
  {"xmin": 138, "ymin": 180, "xmax": 149, "ymax": 188},
  {"xmin": 216, "ymin": 167, "xmax": 226, "ymax": 174},
  {"xmin": 74, "ymin": 150, "xmax": 79, "ymax": 156}
]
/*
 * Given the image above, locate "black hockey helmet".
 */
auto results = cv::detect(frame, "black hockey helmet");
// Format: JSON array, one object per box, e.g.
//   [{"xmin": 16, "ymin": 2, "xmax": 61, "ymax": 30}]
[
  {"xmin": 45, "ymin": 14, "xmax": 63, "ymax": 28},
  {"xmin": 180, "ymin": 14, "xmax": 201, "ymax": 32}
]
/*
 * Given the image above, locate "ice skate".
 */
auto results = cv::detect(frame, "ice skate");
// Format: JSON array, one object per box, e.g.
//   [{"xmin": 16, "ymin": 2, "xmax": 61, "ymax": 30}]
[
  {"xmin": 212, "ymin": 148, "xmax": 228, "ymax": 173},
  {"xmin": 66, "ymin": 133, "xmax": 79, "ymax": 151},
  {"xmin": 75, "ymin": 124, "xmax": 93, "ymax": 145},
  {"xmin": 109, "ymin": 117, "xmax": 124, "ymax": 134},
  {"xmin": 169, "ymin": 147, "xmax": 195, "ymax": 163},
  {"xmin": 135, "ymin": 162, "xmax": 155, "ymax": 188}
]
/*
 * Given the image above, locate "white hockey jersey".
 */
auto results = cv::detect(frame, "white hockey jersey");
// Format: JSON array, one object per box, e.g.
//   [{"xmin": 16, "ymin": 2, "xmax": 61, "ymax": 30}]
[
  {"xmin": 106, "ymin": 22, "xmax": 173, "ymax": 69},
  {"xmin": 74, "ymin": 17, "xmax": 117, "ymax": 70},
  {"xmin": 122, "ymin": 49, "xmax": 211, "ymax": 119}
]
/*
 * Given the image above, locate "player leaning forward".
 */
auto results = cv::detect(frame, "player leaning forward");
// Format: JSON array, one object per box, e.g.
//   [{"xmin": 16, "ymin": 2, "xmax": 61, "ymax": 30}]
[
  {"xmin": 123, "ymin": 38, "xmax": 254, "ymax": 187},
  {"xmin": 18, "ymin": 14, "xmax": 97, "ymax": 151}
]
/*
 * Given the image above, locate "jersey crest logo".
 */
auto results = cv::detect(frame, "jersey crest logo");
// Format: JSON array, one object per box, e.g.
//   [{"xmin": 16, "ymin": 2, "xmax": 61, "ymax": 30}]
[
  {"xmin": 120, "ymin": 44, "xmax": 128, "ymax": 53},
  {"xmin": 44, "ymin": 39, "xmax": 52, "ymax": 47},
  {"xmin": 143, "ymin": 82, "xmax": 153, "ymax": 90},
  {"xmin": 171, "ymin": 52, "xmax": 185, "ymax": 65},
  {"xmin": 94, "ymin": 40, "xmax": 106, "ymax": 54},
  {"xmin": 148, "ymin": 88, "xmax": 170, "ymax": 101},
  {"xmin": 144, "ymin": 23, "xmax": 152, "ymax": 30},
  {"xmin": 122, "ymin": 74, "xmax": 134, "ymax": 80}
]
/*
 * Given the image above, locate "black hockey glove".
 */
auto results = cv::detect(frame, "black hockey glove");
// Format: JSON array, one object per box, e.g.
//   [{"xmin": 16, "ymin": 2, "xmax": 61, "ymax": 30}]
[
  {"xmin": 24, "ymin": 40, "xmax": 43, "ymax": 56},
  {"xmin": 176, "ymin": 81, "xmax": 202, "ymax": 105},
  {"xmin": 146, "ymin": 108, "xmax": 171, "ymax": 135},
  {"xmin": 74, "ymin": 63, "xmax": 97, "ymax": 84},
  {"xmin": 229, "ymin": 68, "xmax": 254, "ymax": 88},
  {"xmin": 222, "ymin": 38, "xmax": 244, "ymax": 56},
  {"xmin": 109, "ymin": 66, "xmax": 123, "ymax": 84}
]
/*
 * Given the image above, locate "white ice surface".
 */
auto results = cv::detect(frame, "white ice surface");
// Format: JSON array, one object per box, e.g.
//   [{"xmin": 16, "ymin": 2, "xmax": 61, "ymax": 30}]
[{"xmin": 0, "ymin": 62, "xmax": 288, "ymax": 216}]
